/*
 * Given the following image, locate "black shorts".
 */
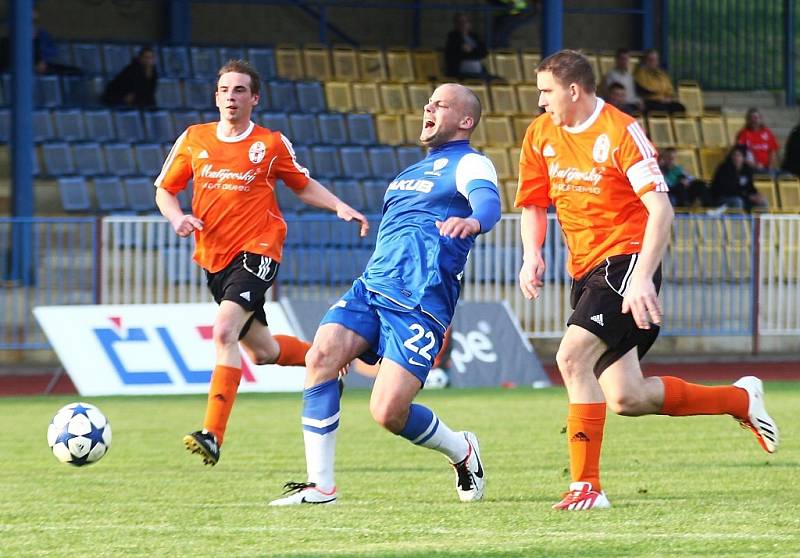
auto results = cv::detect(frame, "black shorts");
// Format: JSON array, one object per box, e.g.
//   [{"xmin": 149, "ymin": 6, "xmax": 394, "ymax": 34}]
[
  {"xmin": 205, "ymin": 251, "xmax": 280, "ymax": 339},
  {"xmin": 567, "ymin": 253, "xmax": 662, "ymax": 376}
]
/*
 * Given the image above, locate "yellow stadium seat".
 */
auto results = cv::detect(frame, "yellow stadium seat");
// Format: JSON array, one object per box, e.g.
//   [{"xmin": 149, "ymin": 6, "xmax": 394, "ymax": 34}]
[
  {"xmin": 490, "ymin": 84, "xmax": 519, "ymax": 114},
  {"xmin": 598, "ymin": 54, "xmax": 616, "ymax": 77},
  {"xmin": 332, "ymin": 45, "xmax": 360, "ymax": 80},
  {"xmin": 386, "ymin": 48, "xmax": 415, "ymax": 82},
  {"xmin": 724, "ymin": 113, "xmax": 746, "ymax": 145},
  {"xmin": 583, "ymin": 52, "xmax": 601, "ymax": 80},
  {"xmin": 324, "ymin": 81, "xmax": 354, "ymax": 112},
  {"xmin": 777, "ymin": 177, "xmax": 800, "ymax": 211},
  {"xmin": 406, "ymin": 82, "xmax": 432, "ymax": 110},
  {"xmin": 677, "ymin": 80, "xmax": 704, "ymax": 116},
  {"xmin": 412, "ymin": 49, "xmax": 441, "ymax": 81},
  {"xmin": 302, "ymin": 44, "xmax": 333, "ymax": 80},
  {"xmin": 352, "ymin": 82, "xmax": 382, "ymax": 113},
  {"xmin": 403, "ymin": 113, "xmax": 422, "ymax": 145},
  {"xmin": 507, "ymin": 146, "xmax": 520, "ymax": 180},
  {"xmin": 674, "ymin": 148, "xmax": 700, "ymax": 179},
  {"xmin": 483, "ymin": 116, "xmax": 515, "ymax": 147},
  {"xmin": 492, "ymin": 50, "xmax": 524, "ymax": 83},
  {"xmin": 358, "ymin": 48, "xmax": 387, "ymax": 81},
  {"xmin": 464, "ymin": 81, "xmax": 491, "ymax": 114},
  {"xmin": 699, "ymin": 115, "xmax": 728, "ymax": 147},
  {"xmin": 483, "ymin": 146, "xmax": 512, "ymax": 180},
  {"xmin": 470, "ymin": 118, "xmax": 488, "ymax": 148},
  {"xmin": 647, "ymin": 113, "xmax": 675, "ymax": 147},
  {"xmin": 698, "ymin": 146, "xmax": 727, "ymax": 181},
  {"xmin": 379, "ymin": 82, "xmax": 410, "ymax": 114},
  {"xmin": 516, "ymin": 84, "xmax": 540, "ymax": 115},
  {"xmin": 513, "ymin": 115, "xmax": 533, "ymax": 143},
  {"xmin": 275, "ymin": 45, "xmax": 304, "ymax": 80},
  {"xmin": 672, "ymin": 116, "xmax": 701, "ymax": 148},
  {"xmin": 504, "ymin": 180, "xmax": 522, "ymax": 212},
  {"xmin": 376, "ymin": 114, "xmax": 406, "ymax": 146},
  {"xmin": 520, "ymin": 51, "xmax": 541, "ymax": 82},
  {"xmin": 753, "ymin": 176, "xmax": 778, "ymax": 209}
]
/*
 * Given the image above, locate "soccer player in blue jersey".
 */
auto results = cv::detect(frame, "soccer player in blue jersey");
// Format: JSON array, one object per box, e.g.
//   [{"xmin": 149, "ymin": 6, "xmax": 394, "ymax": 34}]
[{"xmin": 269, "ymin": 83, "xmax": 502, "ymax": 505}]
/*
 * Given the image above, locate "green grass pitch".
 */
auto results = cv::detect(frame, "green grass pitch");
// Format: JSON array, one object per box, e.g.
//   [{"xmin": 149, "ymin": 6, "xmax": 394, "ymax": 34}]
[{"xmin": 1, "ymin": 384, "xmax": 798, "ymax": 557}]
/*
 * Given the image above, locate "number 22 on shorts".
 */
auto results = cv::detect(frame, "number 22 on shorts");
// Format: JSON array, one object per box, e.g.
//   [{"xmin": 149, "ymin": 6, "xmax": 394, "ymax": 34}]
[{"xmin": 403, "ymin": 323, "xmax": 435, "ymax": 367}]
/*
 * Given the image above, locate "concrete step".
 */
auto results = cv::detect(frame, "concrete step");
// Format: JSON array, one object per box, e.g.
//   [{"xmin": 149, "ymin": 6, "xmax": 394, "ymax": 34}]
[{"xmin": 705, "ymin": 90, "xmax": 784, "ymax": 110}]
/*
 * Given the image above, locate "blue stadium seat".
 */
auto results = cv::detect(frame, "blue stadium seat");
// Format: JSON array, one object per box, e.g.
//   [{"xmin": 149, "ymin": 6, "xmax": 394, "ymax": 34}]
[
  {"xmin": 124, "ymin": 176, "xmax": 157, "ymax": 212},
  {"xmin": 176, "ymin": 181, "xmax": 194, "ymax": 211},
  {"xmin": 35, "ymin": 75, "xmax": 62, "ymax": 108},
  {"xmin": 332, "ymin": 179, "xmax": 366, "ymax": 210},
  {"xmin": 288, "ymin": 113, "xmax": 319, "ymax": 145},
  {"xmin": 32, "ymin": 110, "xmax": 55, "ymax": 142},
  {"xmin": 339, "ymin": 146, "xmax": 370, "ymax": 179},
  {"xmin": 295, "ymin": 81, "xmax": 326, "ymax": 112},
  {"xmin": 268, "ymin": 80, "xmax": 298, "ymax": 112},
  {"xmin": 41, "ymin": 142, "xmax": 76, "ymax": 176},
  {"xmin": 71, "ymin": 43, "xmax": 104, "ymax": 75},
  {"xmin": 52, "ymin": 41, "xmax": 76, "ymax": 67},
  {"xmin": 94, "ymin": 176, "xmax": 128, "ymax": 211},
  {"xmin": 201, "ymin": 110, "xmax": 219, "ymax": 123},
  {"xmin": 143, "ymin": 110, "xmax": 175, "ymax": 143},
  {"xmin": 113, "ymin": 110, "xmax": 145, "ymax": 142},
  {"xmin": 296, "ymin": 248, "xmax": 328, "ymax": 285},
  {"xmin": 311, "ymin": 145, "xmax": 342, "ymax": 178},
  {"xmin": 135, "ymin": 143, "xmax": 164, "ymax": 175},
  {"xmin": 247, "ymin": 48, "xmax": 277, "ymax": 80},
  {"xmin": 155, "ymin": 78, "xmax": 184, "ymax": 109},
  {"xmin": 101, "ymin": 43, "xmax": 132, "ymax": 76},
  {"xmin": 104, "ymin": 143, "xmax": 137, "ymax": 176},
  {"xmin": 368, "ymin": 146, "xmax": 399, "ymax": 179},
  {"xmin": 84, "ymin": 76, "xmax": 108, "ymax": 107},
  {"xmin": 0, "ymin": 108, "xmax": 10, "ymax": 142},
  {"xmin": 58, "ymin": 177, "xmax": 92, "ymax": 212},
  {"xmin": 291, "ymin": 144, "xmax": 312, "ymax": 172},
  {"xmin": 184, "ymin": 78, "xmax": 215, "ymax": 109},
  {"xmin": 362, "ymin": 178, "xmax": 387, "ymax": 214},
  {"xmin": 53, "ymin": 109, "xmax": 87, "ymax": 141},
  {"xmin": 171, "ymin": 110, "xmax": 202, "ymax": 137},
  {"xmin": 59, "ymin": 75, "xmax": 89, "ymax": 107},
  {"xmin": 346, "ymin": 113, "xmax": 376, "ymax": 146},
  {"xmin": 396, "ymin": 145, "xmax": 424, "ymax": 170},
  {"xmin": 159, "ymin": 46, "xmax": 191, "ymax": 78},
  {"xmin": 276, "ymin": 180, "xmax": 306, "ymax": 215},
  {"xmin": 318, "ymin": 112, "xmax": 348, "ymax": 145},
  {"xmin": 299, "ymin": 218, "xmax": 334, "ymax": 247},
  {"xmin": 218, "ymin": 46, "xmax": 246, "ymax": 64},
  {"xmin": 261, "ymin": 111, "xmax": 290, "ymax": 134},
  {"xmin": 0, "ymin": 74, "xmax": 7, "ymax": 106},
  {"xmin": 74, "ymin": 142, "xmax": 107, "ymax": 176},
  {"xmin": 84, "ymin": 109, "xmax": 115, "ymax": 141},
  {"xmin": 190, "ymin": 47, "xmax": 221, "ymax": 79}
]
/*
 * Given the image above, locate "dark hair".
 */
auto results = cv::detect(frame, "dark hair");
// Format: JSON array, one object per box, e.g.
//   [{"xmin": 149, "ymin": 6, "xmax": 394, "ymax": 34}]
[
  {"xmin": 537, "ymin": 49, "xmax": 596, "ymax": 93},
  {"xmin": 217, "ymin": 59, "xmax": 261, "ymax": 97},
  {"xmin": 745, "ymin": 107, "xmax": 760, "ymax": 118},
  {"xmin": 615, "ymin": 48, "xmax": 629, "ymax": 58},
  {"xmin": 607, "ymin": 82, "xmax": 625, "ymax": 91}
]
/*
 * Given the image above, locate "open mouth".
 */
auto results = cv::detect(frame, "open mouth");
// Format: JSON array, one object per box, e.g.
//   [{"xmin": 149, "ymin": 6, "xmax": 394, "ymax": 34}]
[{"xmin": 423, "ymin": 119, "xmax": 435, "ymax": 130}]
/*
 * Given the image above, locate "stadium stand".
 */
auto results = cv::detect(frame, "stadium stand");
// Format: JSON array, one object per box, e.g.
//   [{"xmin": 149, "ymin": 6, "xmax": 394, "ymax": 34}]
[{"xmin": 57, "ymin": 176, "xmax": 92, "ymax": 212}]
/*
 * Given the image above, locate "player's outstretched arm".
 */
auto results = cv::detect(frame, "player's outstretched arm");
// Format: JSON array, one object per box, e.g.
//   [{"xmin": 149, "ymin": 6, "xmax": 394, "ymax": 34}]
[
  {"xmin": 155, "ymin": 187, "xmax": 204, "ymax": 237},
  {"xmin": 437, "ymin": 185, "xmax": 501, "ymax": 239},
  {"xmin": 294, "ymin": 178, "xmax": 369, "ymax": 237},
  {"xmin": 519, "ymin": 205, "xmax": 547, "ymax": 300}
]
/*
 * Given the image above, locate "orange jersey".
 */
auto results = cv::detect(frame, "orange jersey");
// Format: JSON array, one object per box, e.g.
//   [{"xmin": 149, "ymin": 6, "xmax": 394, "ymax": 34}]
[
  {"xmin": 515, "ymin": 99, "xmax": 668, "ymax": 279},
  {"xmin": 155, "ymin": 121, "xmax": 310, "ymax": 272}
]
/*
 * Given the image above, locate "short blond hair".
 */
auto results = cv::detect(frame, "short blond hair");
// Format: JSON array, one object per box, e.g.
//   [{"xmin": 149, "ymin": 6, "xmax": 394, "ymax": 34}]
[{"xmin": 217, "ymin": 59, "xmax": 261, "ymax": 96}]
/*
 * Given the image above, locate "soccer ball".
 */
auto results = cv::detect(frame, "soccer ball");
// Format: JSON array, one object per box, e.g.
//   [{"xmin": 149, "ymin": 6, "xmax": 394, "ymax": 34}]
[
  {"xmin": 424, "ymin": 367, "xmax": 451, "ymax": 389},
  {"xmin": 47, "ymin": 402, "xmax": 112, "ymax": 466}
]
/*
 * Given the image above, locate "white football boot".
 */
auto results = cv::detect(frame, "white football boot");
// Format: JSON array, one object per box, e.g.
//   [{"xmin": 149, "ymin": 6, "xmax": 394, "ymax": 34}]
[
  {"xmin": 552, "ymin": 481, "xmax": 611, "ymax": 511},
  {"xmin": 268, "ymin": 482, "xmax": 337, "ymax": 506},
  {"xmin": 733, "ymin": 376, "xmax": 779, "ymax": 453},
  {"xmin": 451, "ymin": 432, "xmax": 485, "ymax": 502}
]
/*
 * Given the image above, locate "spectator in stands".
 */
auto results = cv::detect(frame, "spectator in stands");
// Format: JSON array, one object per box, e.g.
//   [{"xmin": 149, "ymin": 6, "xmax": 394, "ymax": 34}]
[
  {"xmin": 658, "ymin": 147, "xmax": 711, "ymax": 208},
  {"xmin": 633, "ymin": 49, "xmax": 685, "ymax": 114},
  {"xmin": 444, "ymin": 13, "xmax": 491, "ymax": 81},
  {"xmin": 102, "ymin": 47, "xmax": 158, "ymax": 108},
  {"xmin": 605, "ymin": 82, "xmax": 639, "ymax": 116},
  {"xmin": 602, "ymin": 48, "xmax": 643, "ymax": 113},
  {"xmin": 31, "ymin": 7, "xmax": 83, "ymax": 75},
  {"xmin": 781, "ymin": 118, "xmax": 800, "ymax": 177},
  {"xmin": 710, "ymin": 145, "xmax": 768, "ymax": 211},
  {"xmin": 735, "ymin": 108, "xmax": 780, "ymax": 175},
  {"xmin": 487, "ymin": 0, "xmax": 538, "ymax": 48}
]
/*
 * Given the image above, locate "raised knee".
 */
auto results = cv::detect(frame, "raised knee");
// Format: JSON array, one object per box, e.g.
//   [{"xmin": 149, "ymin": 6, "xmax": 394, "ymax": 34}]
[
  {"xmin": 369, "ymin": 401, "xmax": 403, "ymax": 433},
  {"xmin": 556, "ymin": 346, "xmax": 583, "ymax": 379},
  {"xmin": 305, "ymin": 344, "xmax": 328, "ymax": 372},
  {"xmin": 248, "ymin": 348, "xmax": 277, "ymax": 366},
  {"xmin": 213, "ymin": 323, "xmax": 239, "ymax": 348}
]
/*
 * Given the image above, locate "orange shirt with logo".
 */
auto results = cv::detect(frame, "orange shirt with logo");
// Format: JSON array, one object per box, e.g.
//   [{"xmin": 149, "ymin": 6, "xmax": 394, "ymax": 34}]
[
  {"xmin": 515, "ymin": 99, "xmax": 668, "ymax": 279},
  {"xmin": 155, "ymin": 122, "xmax": 310, "ymax": 272}
]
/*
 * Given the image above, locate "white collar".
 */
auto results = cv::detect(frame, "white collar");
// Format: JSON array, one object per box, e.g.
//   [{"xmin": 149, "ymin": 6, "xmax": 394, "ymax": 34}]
[
  {"xmin": 216, "ymin": 120, "xmax": 255, "ymax": 142},
  {"xmin": 564, "ymin": 97, "xmax": 604, "ymax": 134}
]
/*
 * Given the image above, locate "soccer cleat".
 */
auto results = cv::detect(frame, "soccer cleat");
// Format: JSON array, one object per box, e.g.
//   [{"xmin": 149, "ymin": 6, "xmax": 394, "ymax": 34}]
[
  {"xmin": 183, "ymin": 430, "xmax": 220, "ymax": 466},
  {"xmin": 552, "ymin": 481, "xmax": 611, "ymax": 511},
  {"xmin": 268, "ymin": 482, "xmax": 337, "ymax": 506},
  {"xmin": 733, "ymin": 376, "xmax": 779, "ymax": 453},
  {"xmin": 451, "ymin": 431, "xmax": 485, "ymax": 502}
]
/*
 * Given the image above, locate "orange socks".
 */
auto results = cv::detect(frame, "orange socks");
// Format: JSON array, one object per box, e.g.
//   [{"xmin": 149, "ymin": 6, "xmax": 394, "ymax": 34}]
[
  {"xmin": 274, "ymin": 335, "xmax": 311, "ymax": 366},
  {"xmin": 659, "ymin": 376, "xmax": 748, "ymax": 418},
  {"xmin": 203, "ymin": 364, "xmax": 242, "ymax": 445},
  {"xmin": 567, "ymin": 402, "xmax": 606, "ymax": 491}
]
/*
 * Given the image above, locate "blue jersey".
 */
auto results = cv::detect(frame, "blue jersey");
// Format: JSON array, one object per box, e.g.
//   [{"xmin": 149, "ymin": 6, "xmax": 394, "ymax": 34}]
[{"xmin": 361, "ymin": 139, "xmax": 498, "ymax": 329}]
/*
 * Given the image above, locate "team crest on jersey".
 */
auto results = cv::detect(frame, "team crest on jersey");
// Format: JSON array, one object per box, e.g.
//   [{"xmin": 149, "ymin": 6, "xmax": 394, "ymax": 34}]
[
  {"xmin": 426, "ymin": 157, "xmax": 449, "ymax": 176},
  {"xmin": 592, "ymin": 134, "xmax": 610, "ymax": 163},
  {"xmin": 248, "ymin": 141, "xmax": 266, "ymax": 164}
]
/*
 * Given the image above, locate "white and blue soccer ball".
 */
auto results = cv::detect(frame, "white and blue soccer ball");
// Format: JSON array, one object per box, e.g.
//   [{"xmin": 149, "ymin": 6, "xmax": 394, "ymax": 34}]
[
  {"xmin": 47, "ymin": 402, "xmax": 112, "ymax": 466},
  {"xmin": 424, "ymin": 368, "xmax": 451, "ymax": 389}
]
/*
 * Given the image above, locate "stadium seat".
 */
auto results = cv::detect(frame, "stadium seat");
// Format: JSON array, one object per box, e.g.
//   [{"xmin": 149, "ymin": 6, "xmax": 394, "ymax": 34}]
[
  {"xmin": 60, "ymin": 75, "xmax": 90, "ymax": 107},
  {"xmin": 490, "ymin": 84, "xmax": 519, "ymax": 115},
  {"xmin": 101, "ymin": 43, "xmax": 132, "ymax": 77},
  {"xmin": 332, "ymin": 46, "xmax": 360, "ymax": 80},
  {"xmin": 672, "ymin": 116, "xmax": 701, "ymax": 148},
  {"xmin": 190, "ymin": 47, "xmax": 221, "ymax": 79},
  {"xmin": 159, "ymin": 46, "xmax": 192, "ymax": 79},
  {"xmin": 74, "ymin": 142, "xmax": 107, "ymax": 176},
  {"xmin": 699, "ymin": 115, "xmax": 728, "ymax": 147},
  {"xmin": 403, "ymin": 113, "xmax": 422, "ymax": 145},
  {"xmin": 302, "ymin": 45, "xmax": 333, "ymax": 81},
  {"xmin": 724, "ymin": 113, "xmax": 745, "ymax": 144},
  {"xmin": 507, "ymin": 146, "xmax": 520, "ymax": 179},
  {"xmin": 183, "ymin": 78, "xmax": 214, "ymax": 109},
  {"xmin": 352, "ymin": 82, "xmax": 382, "ymax": 113},
  {"xmin": 261, "ymin": 111, "xmax": 290, "ymax": 134},
  {"xmin": 35, "ymin": 75, "xmax": 62, "ymax": 108},
  {"xmin": 171, "ymin": 110, "xmax": 202, "ymax": 136},
  {"xmin": 345, "ymin": 113, "xmax": 376, "ymax": 146},
  {"xmin": 516, "ymin": 84, "xmax": 540, "ymax": 115},
  {"xmin": 0, "ymin": 108, "xmax": 9, "ymax": 142},
  {"xmin": 218, "ymin": 46, "xmax": 245, "ymax": 64},
  {"xmin": 32, "ymin": 110, "xmax": 55, "ymax": 142},
  {"xmin": 143, "ymin": 110, "xmax": 175, "ymax": 143},
  {"xmin": 94, "ymin": 176, "xmax": 128, "ymax": 211},
  {"xmin": 58, "ymin": 176, "xmax": 92, "ymax": 212},
  {"xmin": 698, "ymin": 146, "xmax": 727, "ymax": 181},
  {"xmin": 521, "ymin": 50, "xmax": 541, "ymax": 82},
  {"xmin": 482, "ymin": 146, "xmax": 512, "ymax": 180},
  {"xmin": 470, "ymin": 116, "xmax": 488, "ymax": 148},
  {"xmin": 647, "ymin": 113, "xmax": 675, "ymax": 147},
  {"xmin": 484, "ymin": 116, "xmax": 515, "ymax": 147},
  {"xmin": 268, "ymin": 80, "xmax": 299, "ymax": 112},
  {"xmin": 332, "ymin": 179, "xmax": 366, "ymax": 210},
  {"xmin": 295, "ymin": 80, "xmax": 326, "ymax": 113},
  {"xmin": 598, "ymin": 53, "xmax": 616, "ymax": 76},
  {"xmin": 104, "ymin": 143, "xmax": 137, "ymax": 176},
  {"xmin": 357, "ymin": 48, "xmax": 387, "ymax": 81},
  {"xmin": 464, "ymin": 82, "xmax": 491, "ymax": 113},
  {"xmin": 386, "ymin": 48, "xmax": 415, "ymax": 82},
  {"xmin": 201, "ymin": 109, "xmax": 219, "ymax": 123},
  {"xmin": 674, "ymin": 148, "xmax": 700, "ymax": 179},
  {"xmin": 53, "ymin": 109, "xmax": 87, "ymax": 141},
  {"xmin": 288, "ymin": 113, "xmax": 320, "ymax": 144},
  {"xmin": 113, "ymin": 110, "xmax": 145, "ymax": 142},
  {"xmin": 84, "ymin": 76, "xmax": 108, "ymax": 106},
  {"xmin": 135, "ymin": 143, "xmax": 164, "ymax": 175},
  {"xmin": 376, "ymin": 114, "xmax": 406, "ymax": 146},
  {"xmin": 492, "ymin": 50, "xmax": 524, "ymax": 83},
  {"xmin": 318, "ymin": 112, "xmax": 348, "ymax": 145},
  {"xmin": 311, "ymin": 145, "xmax": 342, "ymax": 178},
  {"xmin": 362, "ymin": 179, "xmax": 386, "ymax": 213},
  {"xmin": 247, "ymin": 48, "xmax": 277, "ymax": 80},
  {"xmin": 72, "ymin": 43, "xmax": 104, "ymax": 75},
  {"xmin": 406, "ymin": 82, "xmax": 432, "ymax": 109},
  {"xmin": 275, "ymin": 180, "xmax": 306, "ymax": 214},
  {"xmin": 411, "ymin": 49, "xmax": 441, "ymax": 81},
  {"xmin": 777, "ymin": 177, "xmax": 800, "ymax": 211},
  {"xmin": 292, "ymin": 145, "xmax": 312, "ymax": 171},
  {"xmin": 151, "ymin": 77, "xmax": 182, "ymax": 109},
  {"xmin": 124, "ymin": 176, "xmax": 157, "ymax": 212},
  {"xmin": 339, "ymin": 146, "xmax": 370, "ymax": 179},
  {"xmin": 368, "ymin": 146, "xmax": 398, "ymax": 179},
  {"xmin": 677, "ymin": 81, "xmax": 704, "ymax": 116},
  {"xmin": 324, "ymin": 82, "xmax": 354, "ymax": 113},
  {"xmin": 512, "ymin": 115, "xmax": 531, "ymax": 143},
  {"xmin": 379, "ymin": 83, "xmax": 410, "ymax": 114},
  {"xmin": 753, "ymin": 176, "xmax": 778, "ymax": 209},
  {"xmin": 41, "ymin": 142, "xmax": 76, "ymax": 176},
  {"xmin": 396, "ymin": 145, "xmax": 424, "ymax": 169},
  {"xmin": 177, "ymin": 180, "xmax": 194, "ymax": 211},
  {"xmin": 52, "ymin": 41, "xmax": 76, "ymax": 67},
  {"xmin": 275, "ymin": 45, "xmax": 304, "ymax": 80}
]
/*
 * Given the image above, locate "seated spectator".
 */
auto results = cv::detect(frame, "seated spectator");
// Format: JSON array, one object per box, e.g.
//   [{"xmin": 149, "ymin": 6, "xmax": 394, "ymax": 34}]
[
  {"xmin": 602, "ymin": 48, "xmax": 643, "ymax": 112},
  {"xmin": 658, "ymin": 147, "xmax": 711, "ymax": 208},
  {"xmin": 633, "ymin": 49, "xmax": 686, "ymax": 114},
  {"xmin": 606, "ymin": 82, "xmax": 639, "ymax": 116},
  {"xmin": 781, "ymin": 118, "xmax": 800, "ymax": 177},
  {"xmin": 445, "ymin": 13, "xmax": 491, "ymax": 80},
  {"xmin": 31, "ymin": 7, "xmax": 83, "ymax": 75},
  {"xmin": 102, "ymin": 47, "xmax": 158, "ymax": 108},
  {"xmin": 711, "ymin": 145, "xmax": 768, "ymax": 212},
  {"xmin": 736, "ymin": 108, "xmax": 780, "ymax": 175}
]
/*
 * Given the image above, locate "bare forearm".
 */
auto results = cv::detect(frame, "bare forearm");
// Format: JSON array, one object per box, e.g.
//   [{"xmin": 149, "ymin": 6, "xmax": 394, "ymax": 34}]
[
  {"xmin": 636, "ymin": 198, "xmax": 673, "ymax": 278},
  {"xmin": 295, "ymin": 178, "xmax": 345, "ymax": 212},
  {"xmin": 521, "ymin": 205, "xmax": 548, "ymax": 258},
  {"xmin": 155, "ymin": 187, "xmax": 184, "ymax": 224}
]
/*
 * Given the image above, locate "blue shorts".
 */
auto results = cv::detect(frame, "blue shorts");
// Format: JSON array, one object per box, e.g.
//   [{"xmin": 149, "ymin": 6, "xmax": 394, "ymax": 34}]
[{"xmin": 320, "ymin": 279, "xmax": 445, "ymax": 384}]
